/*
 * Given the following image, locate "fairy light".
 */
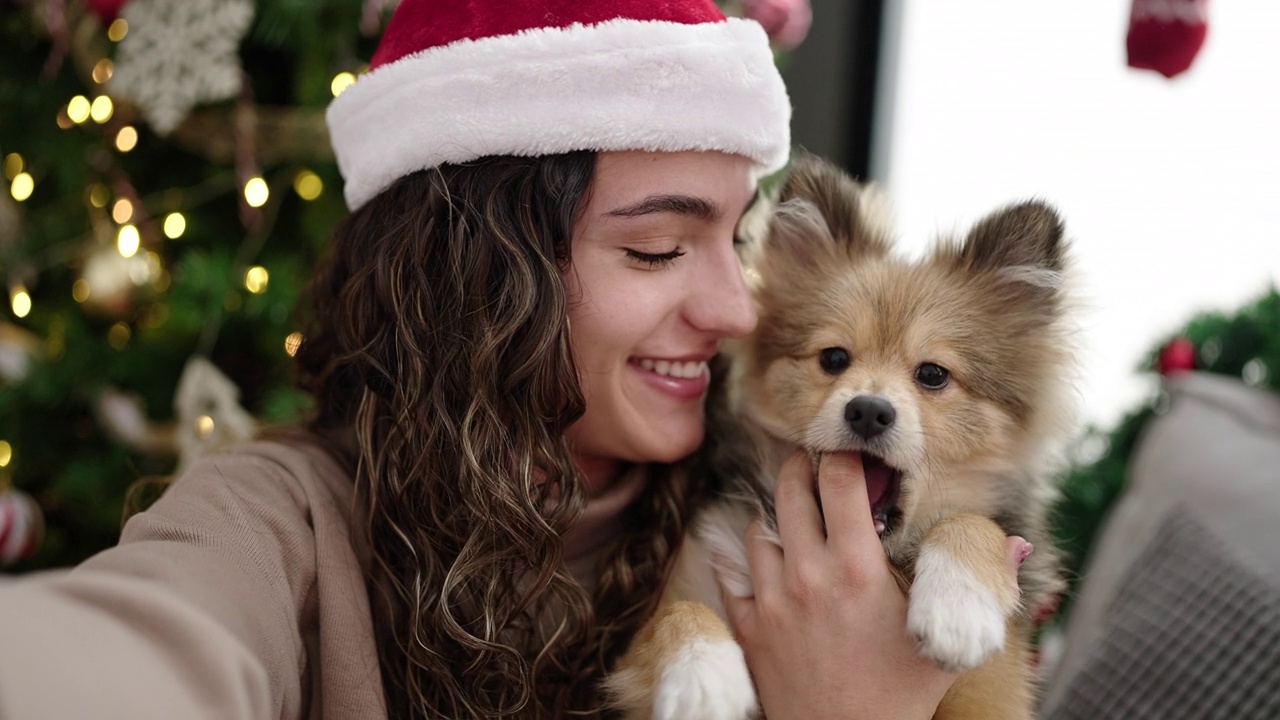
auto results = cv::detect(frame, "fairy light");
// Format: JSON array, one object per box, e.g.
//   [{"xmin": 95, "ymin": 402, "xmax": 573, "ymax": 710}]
[
  {"xmin": 243, "ymin": 177, "xmax": 269, "ymax": 208},
  {"xmin": 284, "ymin": 332, "xmax": 303, "ymax": 357},
  {"xmin": 115, "ymin": 125, "xmax": 138, "ymax": 152},
  {"xmin": 107, "ymin": 19, "xmax": 128, "ymax": 42},
  {"xmin": 330, "ymin": 72, "xmax": 356, "ymax": 97},
  {"xmin": 90, "ymin": 95, "xmax": 114, "ymax": 124},
  {"xmin": 72, "ymin": 279, "xmax": 90, "ymax": 303},
  {"xmin": 2, "ymin": 153, "xmax": 21, "ymax": 180},
  {"xmin": 88, "ymin": 184, "xmax": 110, "ymax": 208},
  {"xmin": 56, "ymin": 108, "xmax": 73, "ymax": 130},
  {"xmin": 10, "ymin": 172, "xmax": 34, "ymax": 202},
  {"xmin": 244, "ymin": 266, "xmax": 269, "ymax": 294},
  {"xmin": 163, "ymin": 212, "xmax": 186, "ymax": 239},
  {"xmin": 195, "ymin": 414, "xmax": 215, "ymax": 439},
  {"xmin": 0, "ymin": 440, "xmax": 10, "ymax": 467},
  {"xmin": 92, "ymin": 58, "xmax": 114, "ymax": 84},
  {"xmin": 67, "ymin": 95, "xmax": 91, "ymax": 124},
  {"xmin": 111, "ymin": 198, "xmax": 133, "ymax": 224},
  {"xmin": 11, "ymin": 287, "xmax": 31, "ymax": 318},
  {"xmin": 117, "ymin": 224, "xmax": 140, "ymax": 258},
  {"xmin": 293, "ymin": 170, "xmax": 323, "ymax": 200},
  {"xmin": 107, "ymin": 322, "xmax": 131, "ymax": 349}
]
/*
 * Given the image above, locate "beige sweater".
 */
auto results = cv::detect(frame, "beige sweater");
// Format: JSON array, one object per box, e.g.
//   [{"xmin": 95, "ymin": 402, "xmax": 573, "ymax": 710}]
[{"xmin": 0, "ymin": 440, "xmax": 644, "ymax": 719}]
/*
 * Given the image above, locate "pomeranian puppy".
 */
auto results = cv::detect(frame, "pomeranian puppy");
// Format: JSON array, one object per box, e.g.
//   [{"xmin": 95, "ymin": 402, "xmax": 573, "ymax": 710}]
[{"xmin": 605, "ymin": 154, "xmax": 1075, "ymax": 720}]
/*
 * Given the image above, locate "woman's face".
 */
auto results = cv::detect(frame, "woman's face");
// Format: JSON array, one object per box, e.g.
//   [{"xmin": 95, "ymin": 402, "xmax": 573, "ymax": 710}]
[{"xmin": 564, "ymin": 151, "xmax": 759, "ymax": 485}]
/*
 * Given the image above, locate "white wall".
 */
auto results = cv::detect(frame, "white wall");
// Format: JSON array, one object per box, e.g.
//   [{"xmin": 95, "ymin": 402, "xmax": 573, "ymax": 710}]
[{"xmin": 874, "ymin": 1, "xmax": 1280, "ymax": 428}]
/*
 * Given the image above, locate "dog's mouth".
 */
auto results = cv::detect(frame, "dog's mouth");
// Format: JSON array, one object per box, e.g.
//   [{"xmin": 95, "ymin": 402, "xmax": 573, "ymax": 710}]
[{"xmin": 861, "ymin": 452, "xmax": 902, "ymax": 537}]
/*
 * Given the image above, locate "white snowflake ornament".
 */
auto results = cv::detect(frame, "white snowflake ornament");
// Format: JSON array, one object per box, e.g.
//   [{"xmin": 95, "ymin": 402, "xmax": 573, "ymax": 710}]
[{"xmin": 109, "ymin": 0, "xmax": 255, "ymax": 135}]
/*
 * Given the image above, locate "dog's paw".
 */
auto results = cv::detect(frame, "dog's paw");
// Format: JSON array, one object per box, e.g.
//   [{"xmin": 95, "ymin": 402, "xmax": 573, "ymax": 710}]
[
  {"xmin": 653, "ymin": 640, "xmax": 757, "ymax": 720},
  {"xmin": 907, "ymin": 546, "xmax": 1009, "ymax": 673}
]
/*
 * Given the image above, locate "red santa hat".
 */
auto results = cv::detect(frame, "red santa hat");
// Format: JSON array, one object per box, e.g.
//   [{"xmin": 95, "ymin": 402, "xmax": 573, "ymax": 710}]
[{"xmin": 326, "ymin": 0, "xmax": 792, "ymax": 210}]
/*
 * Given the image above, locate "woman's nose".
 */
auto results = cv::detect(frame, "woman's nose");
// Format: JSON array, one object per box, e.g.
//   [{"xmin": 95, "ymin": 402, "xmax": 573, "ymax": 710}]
[{"xmin": 684, "ymin": 245, "xmax": 758, "ymax": 338}]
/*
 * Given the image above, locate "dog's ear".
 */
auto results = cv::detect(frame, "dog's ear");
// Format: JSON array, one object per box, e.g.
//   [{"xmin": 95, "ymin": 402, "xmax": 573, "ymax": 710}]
[
  {"xmin": 957, "ymin": 200, "xmax": 1066, "ymax": 274},
  {"xmin": 775, "ymin": 152, "xmax": 892, "ymax": 259}
]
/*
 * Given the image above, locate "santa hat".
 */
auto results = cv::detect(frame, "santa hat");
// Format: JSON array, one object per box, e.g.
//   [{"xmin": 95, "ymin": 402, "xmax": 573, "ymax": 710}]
[{"xmin": 326, "ymin": 0, "xmax": 792, "ymax": 210}]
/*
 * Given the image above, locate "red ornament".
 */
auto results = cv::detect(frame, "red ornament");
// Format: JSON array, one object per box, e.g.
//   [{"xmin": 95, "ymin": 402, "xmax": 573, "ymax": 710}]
[
  {"xmin": 86, "ymin": 0, "xmax": 130, "ymax": 24},
  {"xmin": 1127, "ymin": 0, "xmax": 1209, "ymax": 79},
  {"xmin": 0, "ymin": 489, "xmax": 44, "ymax": 565},
  {"xmin": 1158, "ymin": 337, "xmax": 1198, "ymax": 376}
]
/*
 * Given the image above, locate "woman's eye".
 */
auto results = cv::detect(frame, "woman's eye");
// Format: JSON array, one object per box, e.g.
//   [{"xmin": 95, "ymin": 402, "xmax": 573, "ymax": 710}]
[
  {"xmin": 625, "ymin": 248, "xmax": 685, "ymax": 268},
  {"xmin": 818, "ymin": 347, "xmax": 851, "ymax": 374},
  {"xmin": 915, "ymin": 362, "xmax": 950, "ymax": 389}
]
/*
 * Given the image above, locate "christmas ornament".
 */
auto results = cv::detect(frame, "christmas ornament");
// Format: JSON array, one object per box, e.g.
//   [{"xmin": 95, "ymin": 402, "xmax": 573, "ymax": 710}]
[
  {"xmin": 87, "ymin": 0, "xmax": 129, "ymax": 24},
  {"xmin": 109, "ymin": 0, "xmax": 255, "ymax": 135},
  {"xmin": 1158, "ymin": 336, "xmax": 1198, "ymax": 376},
  {"xmin": 738, "ymin": 0, "xmax": 812, "ymax": 50},
  {"xmin": 0, "ymin": 322, "xmax": 39, "ymax": 383},
  {"xmin": 173, "ymin": 356, "xmax": 256, "ymax": 470},
  {"xmin": 0, "ymin": 488, "xmax": 44, "ymax": 566},
  {"xmin": 95, "ymin": 356, "xmax": 256, "ymax": 470},
  {"xmin": 78, "ymin": 241, "xmax": 155, "ymax": 316},
  {"xmin": 95, "ymin": 388, "xmax": 178, "ymax": 456},
  {"xmin": 1127, "ymin": 0, "xmax": 1209, "ymax": 79},
  {"xmin": 328, "ymin": 0, "xmax": 790, "ymax": 210}
]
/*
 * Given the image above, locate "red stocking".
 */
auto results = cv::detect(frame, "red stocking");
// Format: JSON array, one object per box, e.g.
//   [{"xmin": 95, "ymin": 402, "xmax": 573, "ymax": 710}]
[{"xmin": 1127, "ymin": 0, "xmax": 1209, "ymax": 79}]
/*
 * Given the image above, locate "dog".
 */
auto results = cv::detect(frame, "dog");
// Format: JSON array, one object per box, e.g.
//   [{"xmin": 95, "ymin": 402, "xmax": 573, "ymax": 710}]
[{"xmin": 604, "ymin": 153, "xmax": 1075, "ymax": 720}]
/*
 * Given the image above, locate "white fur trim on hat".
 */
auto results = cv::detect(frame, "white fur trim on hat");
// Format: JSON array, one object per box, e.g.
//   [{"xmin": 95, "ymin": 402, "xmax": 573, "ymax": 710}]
[{"xmin": 327, "ymin": 17, "xmax": 791, "ymax": 210}]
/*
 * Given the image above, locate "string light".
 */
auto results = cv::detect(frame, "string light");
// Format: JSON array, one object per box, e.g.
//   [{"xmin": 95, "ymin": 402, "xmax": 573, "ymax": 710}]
[
  {"xmin": 2, "ymin": 153, "xmax": 21, "ymax": 180},
  {"xmin": 0, "ymin": 440, "xmax": 10, "ymax": 467},
  {"xmin": 111, "ymin": 198, "xmax": 133, "ymax": 224},
  {"xmin": 244, "ymin": 266, "xmax": 269, "ymax": 294},
  {"xmin": 243, "ymin": 177, "xmax": 269, "ymax": 208},
  {"xmin": 11, "ymin": 287, "xmax": 31, "ymax": 318},
  {"xmin": 72, "ymin": 279, "xmax": 90, "ymax": 303},
  {"xmin": 92, "ymin": 58, "xmax": 114, "ymax": 84},
  {"xmin": 117, "ymin": 224, "xmax": 140, "ymax": 258},
  {"xmin": 293, "ymin": 170, "xmax": 323, "ymax": 200},
  {"xmin": 90, "ymin": 95, "xmax": 114, "ymax": 124},
  {"xmin": 330, "ymin": 72, "xmax": 356, "ymax": 97},
  {"xmin": 115, "ymin": 126, "xmax": 138, "ymax": 152},
  {"xmin": 56, "ymin": 108, "xmax": 73, "ymax": 130},
  {"xmin": 88, "ymin": 184, "xmax": 110, "ymax": 208},
  {"xmin": 107, "ymin": 19, "xmax": 128, "ymax": 42},
  {"xmin": 195, "ymin": 415, "xmax": 215, "ymax": 439},
  {"xmin": 107, "ymin": 322, "xmax": 131, "ymax": 349},
  {"xmin": 284, "ymin": 332, "xmax": 303, "ymax": 357},
  {"xmin": 10, "ymin": 172, "xmax": 34, "ymax": 202},
  {"xmin": 67, "ymin": 95, "xmax": 91, "ymax": 124},
  {"xmin": 163, "ymin": 212, "xmax": 186, "ymax": 239}
]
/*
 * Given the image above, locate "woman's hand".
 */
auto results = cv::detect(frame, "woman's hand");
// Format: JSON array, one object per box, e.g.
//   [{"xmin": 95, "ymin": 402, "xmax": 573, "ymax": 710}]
[{"xmin": 722, "ymin": 451, "xmax": 1028, "ymax": 720}]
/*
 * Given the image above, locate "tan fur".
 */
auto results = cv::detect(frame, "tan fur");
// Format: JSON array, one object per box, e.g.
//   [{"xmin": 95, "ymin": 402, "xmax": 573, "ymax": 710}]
[{"xmin": 606, "ymin": 154, "xmax": 1077, "ymax": 719}]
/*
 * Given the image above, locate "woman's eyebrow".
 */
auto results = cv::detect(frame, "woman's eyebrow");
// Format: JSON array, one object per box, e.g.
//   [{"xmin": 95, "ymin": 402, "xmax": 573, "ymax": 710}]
[{"xmin": 605, "ymin": 194, "xmax": 721, "ymax": 222}]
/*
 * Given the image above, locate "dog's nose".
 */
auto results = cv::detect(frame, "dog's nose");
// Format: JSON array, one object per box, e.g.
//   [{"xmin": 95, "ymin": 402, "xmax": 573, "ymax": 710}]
[{"xmin": 845, "ymin": 395, "xmax": 896, "ymax": 440}]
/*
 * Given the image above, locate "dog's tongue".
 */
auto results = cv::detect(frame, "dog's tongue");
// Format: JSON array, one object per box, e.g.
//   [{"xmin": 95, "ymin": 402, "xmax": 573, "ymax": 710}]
[{"xmin": 861, "ymin": 452, "xmax": 893, "ymax": 510}]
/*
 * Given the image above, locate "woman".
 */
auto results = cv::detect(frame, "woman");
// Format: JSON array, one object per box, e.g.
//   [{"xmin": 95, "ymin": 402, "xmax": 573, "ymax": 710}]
[{"xmin": 0, "ymin": 1, "xmax": 1024, "ymax": 718}]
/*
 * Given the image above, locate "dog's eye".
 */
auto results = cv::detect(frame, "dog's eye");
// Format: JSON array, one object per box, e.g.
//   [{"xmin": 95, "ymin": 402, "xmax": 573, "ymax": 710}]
[
  {"xmin": 819, "ymin": 347, "xmax": 851, "ymax": 374},
  {"xmin": 915, "ymin": 363, "xmax": 949, "ymax": 389}
]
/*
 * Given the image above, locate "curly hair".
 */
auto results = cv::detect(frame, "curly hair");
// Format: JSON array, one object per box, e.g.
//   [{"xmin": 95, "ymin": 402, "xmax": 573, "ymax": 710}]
[{"xmin": 293, "ymin": 153, "xmax": 707, "ymax": 718}]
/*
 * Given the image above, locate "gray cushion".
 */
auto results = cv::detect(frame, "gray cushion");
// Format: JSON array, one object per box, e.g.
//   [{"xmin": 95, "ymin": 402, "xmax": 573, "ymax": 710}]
[{"xmin": 1041, "ymin": 372, "xmax": 1280, "ymax": 717}]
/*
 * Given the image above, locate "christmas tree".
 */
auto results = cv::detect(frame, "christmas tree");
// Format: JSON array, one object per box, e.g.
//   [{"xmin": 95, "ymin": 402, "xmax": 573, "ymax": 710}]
[{"xmin": 0, "ymin": 0, "xmax": 385, "ymax": 570}]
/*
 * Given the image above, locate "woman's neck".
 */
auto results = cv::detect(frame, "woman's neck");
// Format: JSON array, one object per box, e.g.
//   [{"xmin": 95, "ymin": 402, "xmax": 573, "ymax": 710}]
[{"xmin": 572, "ymin": 453, "xmax": 625, "ymax": 498}]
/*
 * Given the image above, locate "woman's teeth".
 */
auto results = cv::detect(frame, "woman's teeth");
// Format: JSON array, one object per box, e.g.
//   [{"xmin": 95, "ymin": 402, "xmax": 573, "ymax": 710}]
[{"xmin": 637, "ymin": 358, "xmax": 708, "ymax": 379}]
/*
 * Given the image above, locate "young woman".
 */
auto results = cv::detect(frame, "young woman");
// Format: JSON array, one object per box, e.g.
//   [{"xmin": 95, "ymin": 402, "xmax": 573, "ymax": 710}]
[{"xmin": 0, "ymin": 1, "xmax": 1024, "ymax": 718}]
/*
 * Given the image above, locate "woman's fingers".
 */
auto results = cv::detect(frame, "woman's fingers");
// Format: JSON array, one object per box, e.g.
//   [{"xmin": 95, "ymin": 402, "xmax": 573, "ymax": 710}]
[
  {"xmin": 772, "ymin": 450, "xmax": 826, "ymax": 556},
  {"xmin": 813, "ymin": 452, "xmax": 880, "ymax": 558}
]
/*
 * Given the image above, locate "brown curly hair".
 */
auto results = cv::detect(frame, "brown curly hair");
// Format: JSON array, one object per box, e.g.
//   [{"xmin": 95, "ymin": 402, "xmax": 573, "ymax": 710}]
[{"xmin": 294, "ymin": 153, "xmax": 708, "ymax": 718}]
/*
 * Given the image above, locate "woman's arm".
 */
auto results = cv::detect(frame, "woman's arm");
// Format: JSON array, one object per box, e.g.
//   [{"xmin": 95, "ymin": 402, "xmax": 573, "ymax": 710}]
[{"xmin": 0, "ymin": 448, "xmax": 321, "ymax": 719}]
